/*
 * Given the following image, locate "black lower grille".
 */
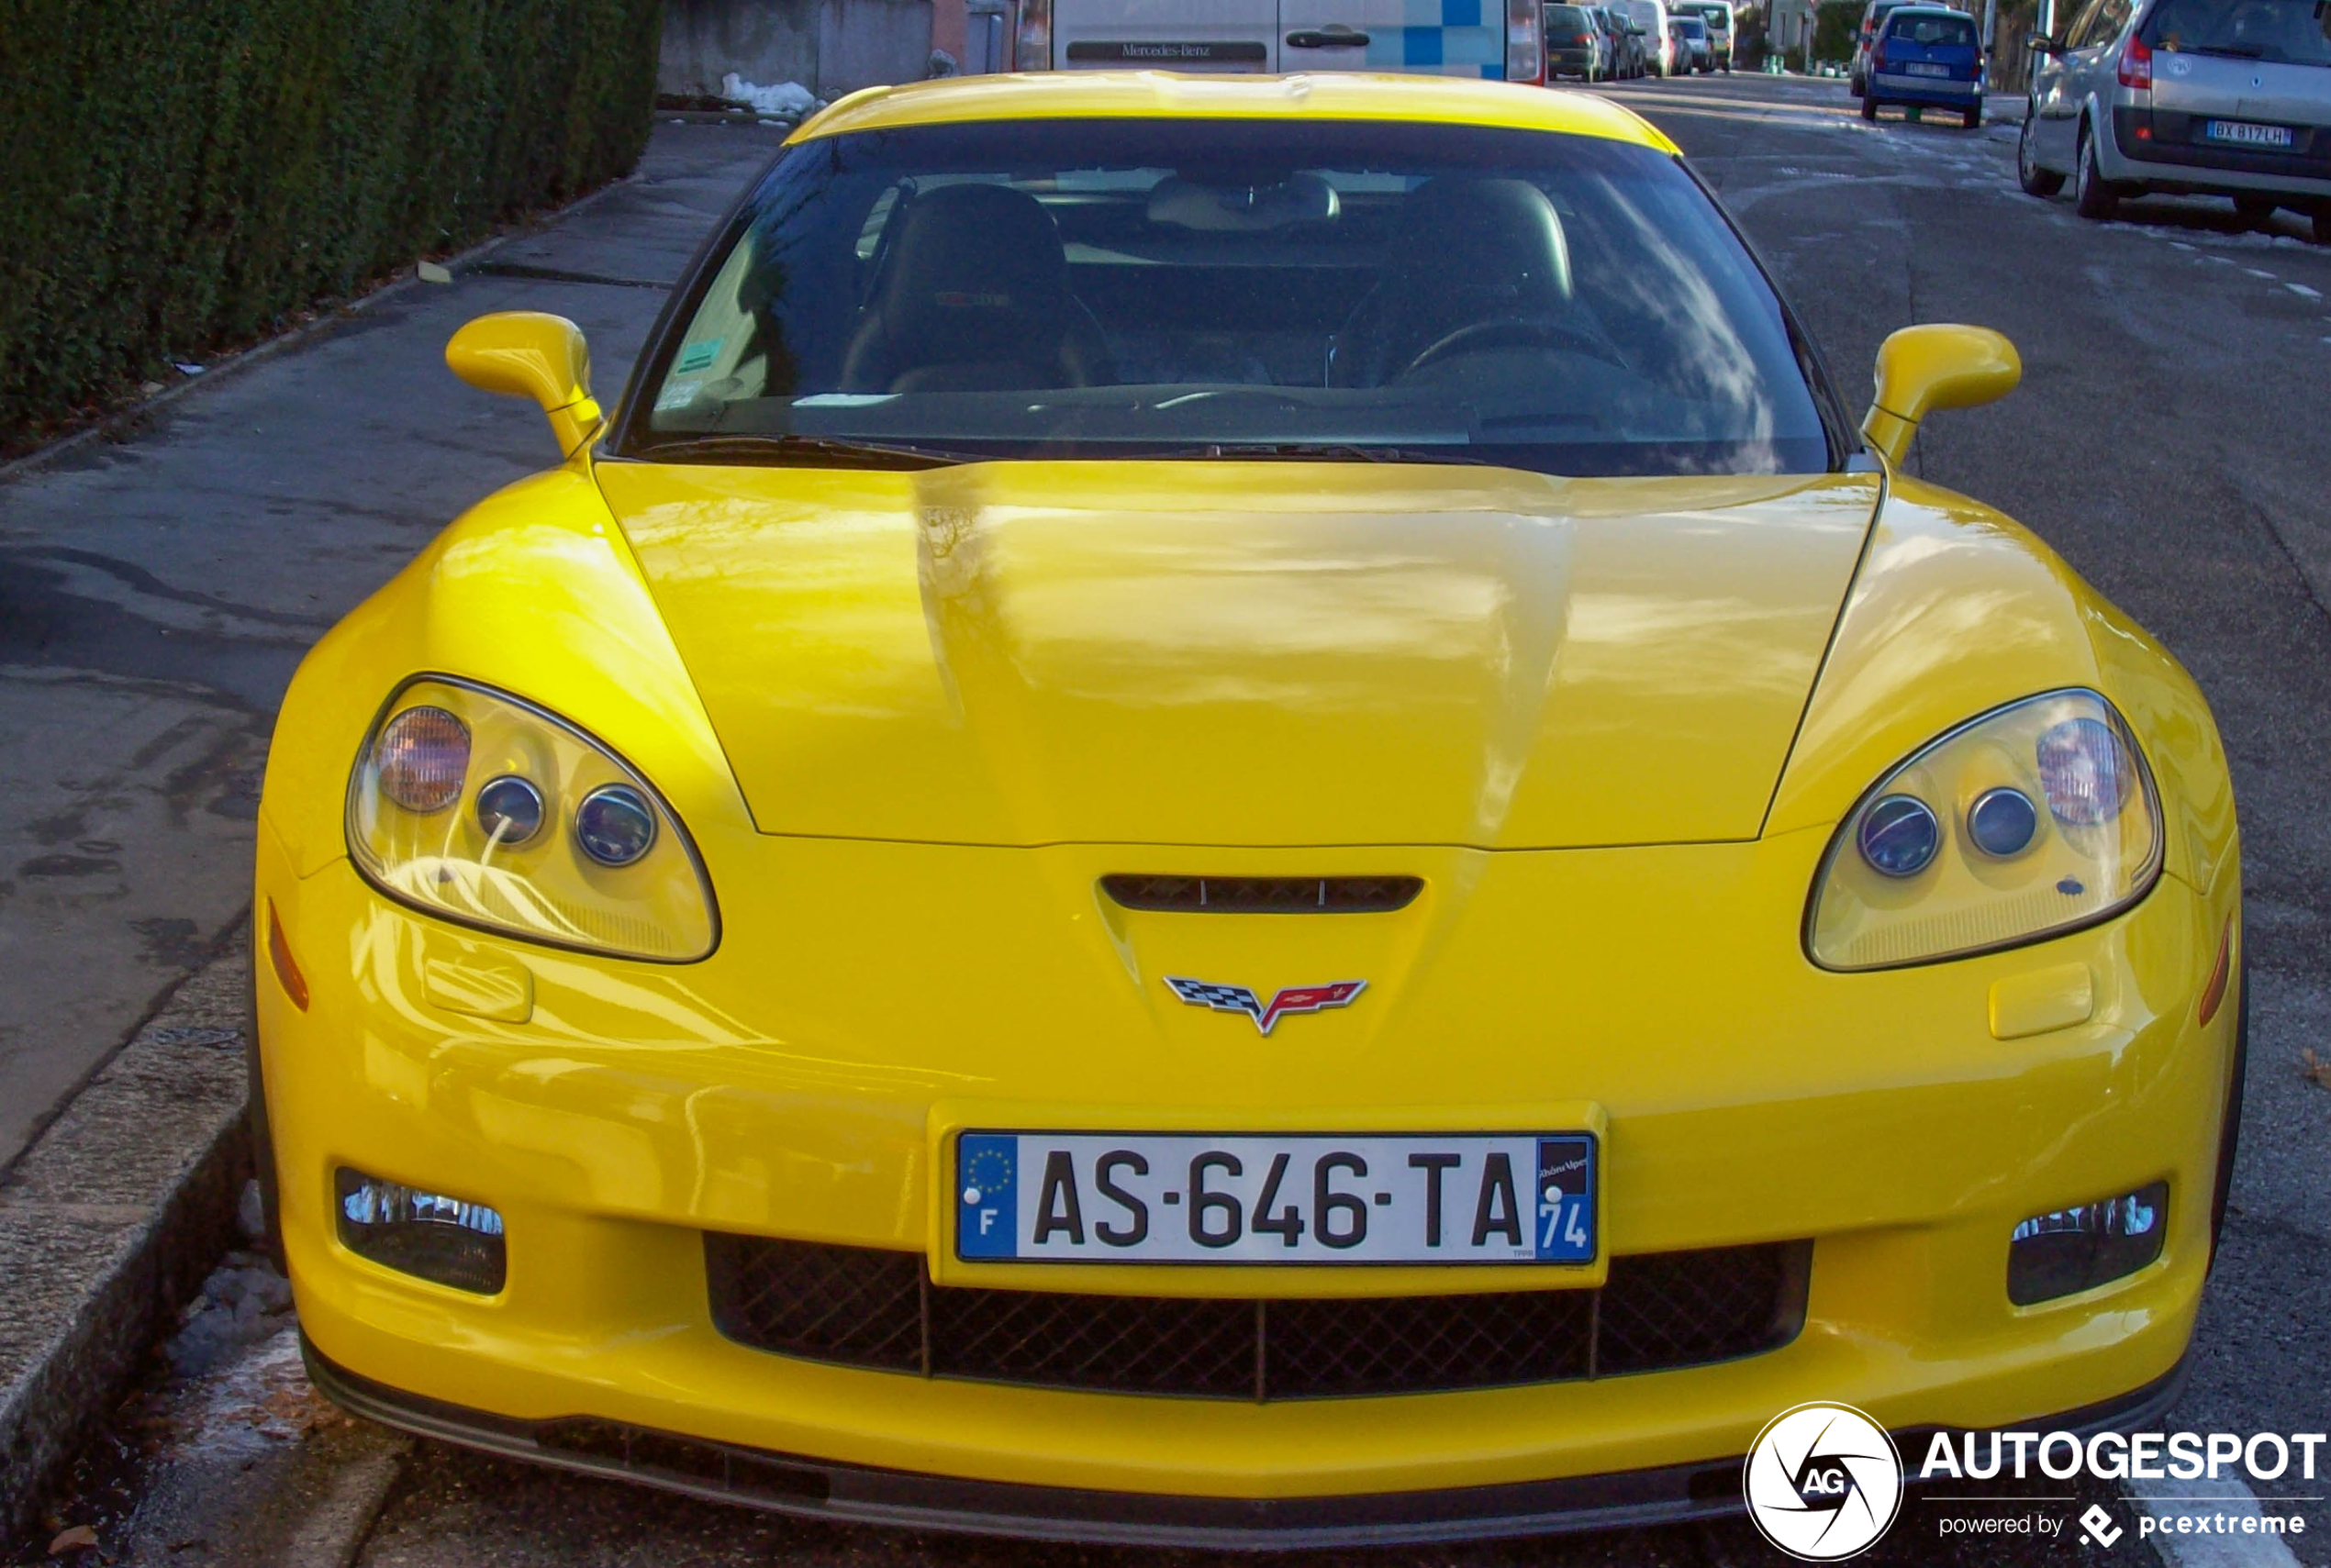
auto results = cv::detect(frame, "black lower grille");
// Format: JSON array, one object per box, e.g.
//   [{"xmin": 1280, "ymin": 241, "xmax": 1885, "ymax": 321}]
[{"xmin": 706, "ymin": 1237, "xmax": 1809, "ymax": 1400}]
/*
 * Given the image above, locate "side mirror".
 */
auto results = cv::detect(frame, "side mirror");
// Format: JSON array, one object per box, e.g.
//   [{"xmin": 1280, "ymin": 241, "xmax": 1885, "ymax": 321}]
[
  {"xmin": 445, "ymin": 312, "xmax": 603, "ymax": 459},
  {"xmin": 1860, "ymin": 324, "xmax": 2022, "ymax": 466},
  {"xmin": 2026, "ymin": 31, "xmax": 2059, "ymax": 51}
]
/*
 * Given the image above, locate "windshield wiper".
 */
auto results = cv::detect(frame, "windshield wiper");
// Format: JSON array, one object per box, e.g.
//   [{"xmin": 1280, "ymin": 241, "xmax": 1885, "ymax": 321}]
[
  {"xmin": 2182, "ymin": 42, "xmax": 2269, "ymax": 57},
  {"xmin": 1186, "ymin": 442, "xmax": 1500, "ymax": 466},
  {"xmin": 630, "ymin": 436, "xmax": 1506, "ymax": 470},
  {"xmin": 635, "ymin": 434, "xmax": 968, "ymax": 470}
]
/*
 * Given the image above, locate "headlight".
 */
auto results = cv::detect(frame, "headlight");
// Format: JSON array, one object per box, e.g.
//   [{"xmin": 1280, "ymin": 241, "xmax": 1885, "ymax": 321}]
[
  {"xmin": 348, "ymin": 678, "xmax": 717, "ymax": 961},
  {"xmin": 1807, "ymin": 690, "xmax": 2161, "ymax": 971}
]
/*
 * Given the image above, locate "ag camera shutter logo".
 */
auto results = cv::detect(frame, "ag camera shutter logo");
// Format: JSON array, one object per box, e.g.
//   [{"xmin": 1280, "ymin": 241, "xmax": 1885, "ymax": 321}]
[{"xmin": 1745, "ymin": 1402, "xmax": 1905, "ymax": 1560}]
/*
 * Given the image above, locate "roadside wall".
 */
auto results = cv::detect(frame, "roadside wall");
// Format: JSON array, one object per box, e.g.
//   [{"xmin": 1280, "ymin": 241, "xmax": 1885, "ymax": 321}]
[
  {"xmin": 0, "ymin": 0, "xmax": 664, "ymax": 450},
  {"xmin": 661, "ymin": 0, "xmax": 938, "ymax": 96}
]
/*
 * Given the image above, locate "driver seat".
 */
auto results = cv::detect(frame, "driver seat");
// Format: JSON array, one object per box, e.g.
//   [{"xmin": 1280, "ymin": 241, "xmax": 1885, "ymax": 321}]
[
  {"xmin": 1328, "ymin": 179, "xmax": 1574, "ymax": 388},
  {"xmin": 839, "ymin": 183, "xmax": 1113, "ymax": 394}
]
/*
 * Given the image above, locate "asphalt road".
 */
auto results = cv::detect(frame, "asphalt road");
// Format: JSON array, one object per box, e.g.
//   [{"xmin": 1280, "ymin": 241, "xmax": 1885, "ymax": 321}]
[{"xmin": 9, "ymin": 73, "xmax": 2330, "ymax": 1568}]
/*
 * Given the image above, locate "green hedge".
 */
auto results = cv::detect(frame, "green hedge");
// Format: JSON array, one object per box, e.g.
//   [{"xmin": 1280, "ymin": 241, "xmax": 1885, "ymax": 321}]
[
  {"xmin": 1813, "ymin": 0, "xmax": 1865, "ymax": 61},
  {"xmin": 0, "ymin": 0, "xmax": 664, "ymax": 444}
]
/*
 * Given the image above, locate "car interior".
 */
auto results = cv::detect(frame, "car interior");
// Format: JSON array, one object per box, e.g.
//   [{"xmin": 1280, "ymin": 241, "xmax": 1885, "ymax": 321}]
[
  {"xmin": 642, "ymin": 123, "xmax": 1835, "ymax": 474},
  {"xmin": 1889, "ymin": 11, "xmax": 1979, "ymax": 44}
]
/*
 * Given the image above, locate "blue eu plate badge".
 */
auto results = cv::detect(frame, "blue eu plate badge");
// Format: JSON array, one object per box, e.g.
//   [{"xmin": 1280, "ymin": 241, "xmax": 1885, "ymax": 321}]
[{"xmin": 956, "ymin": 1134, "xmax": 1020, "ymax": 1260}]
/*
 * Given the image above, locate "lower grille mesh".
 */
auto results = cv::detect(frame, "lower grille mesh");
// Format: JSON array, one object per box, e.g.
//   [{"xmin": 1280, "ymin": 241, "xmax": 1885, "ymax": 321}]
[{"xmin": 707, "ymin": 1237, "xmax": 1809, "ymax": 1400}]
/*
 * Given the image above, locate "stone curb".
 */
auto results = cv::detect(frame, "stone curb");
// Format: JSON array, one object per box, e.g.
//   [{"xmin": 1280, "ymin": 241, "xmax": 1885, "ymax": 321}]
[{"xmin": 0, "ymin": 951, "xmax": 255, "ymax": 1542}]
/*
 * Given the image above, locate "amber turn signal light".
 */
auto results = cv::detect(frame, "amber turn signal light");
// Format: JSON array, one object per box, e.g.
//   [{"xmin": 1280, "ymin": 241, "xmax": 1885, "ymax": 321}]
[
  {"xmin": 2197, "ymin": 917, "xmax": 2234, "ymax": 1027},
  {"xmin": 266, "ymin": 900, "xmax": 309, "ymax": 1012}
]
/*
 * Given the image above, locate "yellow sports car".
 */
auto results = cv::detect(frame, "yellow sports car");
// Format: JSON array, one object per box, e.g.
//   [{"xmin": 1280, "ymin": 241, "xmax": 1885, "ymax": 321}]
[{"xmin": 251, "ymin": 72, "xmax": 2243, "ymax": 1546}]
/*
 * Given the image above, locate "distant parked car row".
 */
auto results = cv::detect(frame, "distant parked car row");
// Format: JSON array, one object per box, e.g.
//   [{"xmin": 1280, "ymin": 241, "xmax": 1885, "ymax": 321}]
[
  {"xmin": 1545, "ymin": 2, "xmax": 1656, "ymax": 78},
  {"xmin": 1844, "ymin": 0, "xmax": 2328, "ymax": 240},
  {"xmin": 1545, "ymin": 0, "xmax": 1734, "ymax": 78}
]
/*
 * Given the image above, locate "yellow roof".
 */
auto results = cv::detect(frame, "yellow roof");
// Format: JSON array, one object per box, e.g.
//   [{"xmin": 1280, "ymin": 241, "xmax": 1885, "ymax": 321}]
[{"xmin": 791, "ymin": 71, "xmax": 1679, "ymax": 155}]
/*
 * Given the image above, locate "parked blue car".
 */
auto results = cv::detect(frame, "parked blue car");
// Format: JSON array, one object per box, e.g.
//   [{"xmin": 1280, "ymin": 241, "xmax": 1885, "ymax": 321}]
[{"xmin": 1861, "ymin": 5, "xmax": 1986, "ymax": 127}]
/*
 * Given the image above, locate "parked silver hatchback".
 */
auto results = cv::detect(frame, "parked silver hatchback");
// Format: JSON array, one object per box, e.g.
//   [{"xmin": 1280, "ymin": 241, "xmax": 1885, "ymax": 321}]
[{"xmin": 2018, "ymin": 0, "xmax": 2331, "ymax": 238}]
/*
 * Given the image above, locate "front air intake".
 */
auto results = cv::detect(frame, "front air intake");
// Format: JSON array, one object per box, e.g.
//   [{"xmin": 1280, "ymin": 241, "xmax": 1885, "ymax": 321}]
[
  {"xmin": 705, "ymin": 1237, "xmax": 1812, "ymax": 1400},
  {"xmin": 1099, "ymin": 875, "xmax": 1422, "ymax": 914}
]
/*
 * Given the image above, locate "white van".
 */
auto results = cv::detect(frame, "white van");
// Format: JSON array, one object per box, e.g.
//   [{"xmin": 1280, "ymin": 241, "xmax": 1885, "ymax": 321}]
[
  {"xmin": 1017, "ymin": 0, "xmax": 1547, "ymax": 83},
  {"xmin": 1622, "ymin": 0, "xmax": 1676, "ymax": 71}
]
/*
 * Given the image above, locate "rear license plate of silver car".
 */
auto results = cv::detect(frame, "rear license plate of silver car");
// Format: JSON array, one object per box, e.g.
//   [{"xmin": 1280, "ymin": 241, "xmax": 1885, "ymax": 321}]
[{"xmin": 2204, "ymin": 120, "xmax": 2294, "ymax": 148}]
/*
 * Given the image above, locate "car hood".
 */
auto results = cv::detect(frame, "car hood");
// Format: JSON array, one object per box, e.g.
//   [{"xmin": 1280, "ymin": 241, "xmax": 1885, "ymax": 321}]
[{"xmin": 596, "ymin": 462, "xmax": 1879, "ymax": 848}]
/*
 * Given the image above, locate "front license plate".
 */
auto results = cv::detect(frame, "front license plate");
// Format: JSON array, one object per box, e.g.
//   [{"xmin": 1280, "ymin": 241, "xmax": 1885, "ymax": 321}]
[
  {"xmin": 1906, "ymin": 61, "xmax": 1949, "ymax": 76},
  {"xmin": 954, "ymin": 1132, "xmax": 1596, "ymax": 1265},
  {"xmin": 2204, "ymin": 119, "xmax": 2294, "ymax": 148}
]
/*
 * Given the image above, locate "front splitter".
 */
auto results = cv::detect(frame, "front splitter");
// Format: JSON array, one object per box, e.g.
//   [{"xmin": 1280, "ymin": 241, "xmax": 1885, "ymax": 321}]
[{"xmin": 303, "ymin": 1336, "xmax": 2189, "ymax": 1551}]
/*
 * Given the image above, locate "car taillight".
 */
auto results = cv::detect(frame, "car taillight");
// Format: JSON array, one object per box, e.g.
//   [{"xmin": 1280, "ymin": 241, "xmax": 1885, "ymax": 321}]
[
  {"xmin": 1508, "ymin": 0, "xmax": 1545, "ymax": 79},
  {"xmin": 1872, "ymin": 40, "xmax": 1887, "ymax": 68},
  {"xmin": 1016, "ymin": 0, "xmax": 1053, "ymax": 69},
  {"xmin": 2118, "ymin": 33, "xmax": 2153, "ymax": 87}
]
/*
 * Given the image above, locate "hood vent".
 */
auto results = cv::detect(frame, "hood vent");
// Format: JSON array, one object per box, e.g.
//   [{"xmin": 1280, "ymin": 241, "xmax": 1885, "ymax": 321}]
[{"xmin": 1099, "ymin": 875, "xmax": 1422, "ymax": 914}]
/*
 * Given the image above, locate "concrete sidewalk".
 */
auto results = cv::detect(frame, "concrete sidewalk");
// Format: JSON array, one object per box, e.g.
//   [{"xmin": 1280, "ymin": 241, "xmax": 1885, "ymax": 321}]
[
  {"xmin": 0, "ymin": 120, "xmax": 785, "ymax": 1173},
  {"xmin": 0, "ymin": 118, "xmax": 787, "ymax": 1541}
]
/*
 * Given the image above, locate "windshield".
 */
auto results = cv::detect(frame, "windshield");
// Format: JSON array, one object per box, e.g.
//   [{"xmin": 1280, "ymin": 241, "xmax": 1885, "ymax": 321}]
[
  {"xmin": 1547, "ymin": 5, "xmax": 1593, "ymax": 28},
  {"xmin": 2143, "ymin": 0, "xmax": 2331, "ymax": 62},
  {"xmin": 624, "ymin": 119, "xmax": 1834, "ymax": 477},
  {"xmin": 1678, "ymin": 17, "xmax": 1708, "ymax": 35},
  {"xmin": 1890, "ymin": 10, "xmax": 1979, "ymax": 41}
]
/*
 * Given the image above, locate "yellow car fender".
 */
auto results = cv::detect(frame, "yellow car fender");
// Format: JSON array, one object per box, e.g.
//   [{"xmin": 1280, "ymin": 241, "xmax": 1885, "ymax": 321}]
[{"xmin": 258, "ymin": 463, "xmax": 751, "ymax": 884}]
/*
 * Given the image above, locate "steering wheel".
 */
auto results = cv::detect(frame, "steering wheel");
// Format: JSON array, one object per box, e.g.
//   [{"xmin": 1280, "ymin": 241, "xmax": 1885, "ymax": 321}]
[{"xmin": 1400, "ymin": 317, "xmax": 1623, "ymax": 378}]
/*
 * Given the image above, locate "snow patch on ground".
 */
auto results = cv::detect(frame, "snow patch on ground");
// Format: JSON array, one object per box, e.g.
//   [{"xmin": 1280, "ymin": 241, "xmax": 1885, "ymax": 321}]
[
  {"xmin": 2127, "ymin": 218, "xmax": 2318, "ymax": 251},
  {"xmin": 721, "ymin": 74, "xmax": 820, "ymax": 120},
  {"xmin": 167, "ymin": 1249, "xmax": 295, "ymax": 1376},
  {"xmin": 166, "ymin": 1326, "xmax": 323, "ymax": 1462},
  {"xmin": 150, "ymin": 1234, "xmax": 347, "ymax": 1465}
]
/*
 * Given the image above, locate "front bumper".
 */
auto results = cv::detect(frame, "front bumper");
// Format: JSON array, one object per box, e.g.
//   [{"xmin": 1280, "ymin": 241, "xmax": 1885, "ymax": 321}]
[
  {"xmin": 258, "ymin": 818, "xmax": 2236, "ymax": 1519},
  {"xmin": 304, "ymin": 1336, "xmax": 2190, "ymax": 1549}
]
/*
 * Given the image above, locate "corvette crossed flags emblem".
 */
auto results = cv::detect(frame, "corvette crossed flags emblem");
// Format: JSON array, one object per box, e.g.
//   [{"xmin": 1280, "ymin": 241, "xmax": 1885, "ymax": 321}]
[{"xmin": 1164, "ymin": 975, "xmax": 1367, "ymax": 1036}]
